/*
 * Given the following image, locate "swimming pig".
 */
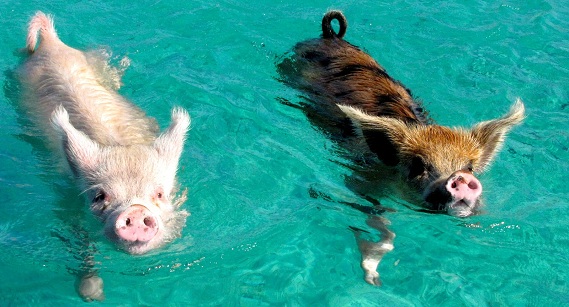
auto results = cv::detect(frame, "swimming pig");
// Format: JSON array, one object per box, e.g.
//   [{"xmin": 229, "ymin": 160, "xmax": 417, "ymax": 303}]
[
  {"xmin": 280, "ymin": 10, "xmax": 524, "ymax": 217},
  {"xmin": 19, "ymin": 11, "xmax": 191, "ymax": 300},
  {"xmin": 278, "ymin": 10, "xmax": 524, "ymax": 285}
]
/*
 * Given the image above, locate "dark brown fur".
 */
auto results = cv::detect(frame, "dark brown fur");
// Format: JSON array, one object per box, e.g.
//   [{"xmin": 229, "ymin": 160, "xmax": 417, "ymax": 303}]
[
  {"xmin": 287, "ymin": 14, "xmax": 428, "ymax": 125},
  {"xmin": 278, "ymin": 11, "xmax": 430, "ymax": 166}
]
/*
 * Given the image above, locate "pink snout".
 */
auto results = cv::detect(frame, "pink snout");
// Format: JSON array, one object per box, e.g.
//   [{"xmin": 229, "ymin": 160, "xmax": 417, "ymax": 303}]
[
  {"xmin": 445, "ymin": 171, "xmax": 482, "ymax": 207},
  {"xmin": 115, "ymin": 205, "xmax": 158, "ymax": 242}
]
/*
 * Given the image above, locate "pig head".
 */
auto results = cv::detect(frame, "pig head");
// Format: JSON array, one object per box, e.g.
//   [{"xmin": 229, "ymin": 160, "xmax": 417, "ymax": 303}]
[
  {"xmin": 51, "ymin": 106, "xmax": 191, "ymax": 254},
  {"xmin": 339, "ymin": 100, "xmax": 525, "ymax": 217}
]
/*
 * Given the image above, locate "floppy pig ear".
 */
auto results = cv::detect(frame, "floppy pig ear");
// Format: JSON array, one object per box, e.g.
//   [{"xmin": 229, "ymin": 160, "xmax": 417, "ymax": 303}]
[
  {"xmin": 154, "ymin": 107, "xmax": 191, "ymax": 164},
  {"xmin": 471, "ymin": 99, "xmax": 525, "ymax": 171},
  {"xmin": 51, "ymin": 105, "xmax": 100, "ymax": 173}
]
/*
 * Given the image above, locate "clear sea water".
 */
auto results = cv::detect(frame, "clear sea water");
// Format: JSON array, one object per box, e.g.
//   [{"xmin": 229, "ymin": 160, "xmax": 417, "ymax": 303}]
[{"xmin": 1, "ymin": 0, "xmax": 568, "ymax": 305}]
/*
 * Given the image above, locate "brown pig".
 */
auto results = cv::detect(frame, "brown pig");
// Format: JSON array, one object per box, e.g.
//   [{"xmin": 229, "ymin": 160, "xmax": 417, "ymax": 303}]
[
  {"xmin": 278, "ymin": 10, "xmax": 524, "ymax": 285},
  {"xmin": 279, "ymin": 10, "xmax": 525, "ymax": 217},
  {"xmin": 19, "ymin": 11, "xmax": 191, "ymax": 300}
]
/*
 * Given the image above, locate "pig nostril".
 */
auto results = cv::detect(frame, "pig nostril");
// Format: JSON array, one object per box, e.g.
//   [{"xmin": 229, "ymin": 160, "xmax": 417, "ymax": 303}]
[
  {"xmin": 115, "ymin": 205, "xmax": 159, "ymax": 243},
  {"xmin": 468, "ymin": 181, "xmax": 479, "ymax": 190},
  {"xmin": 451, "ymin": 182, "xmax": 457, "ymax": 189},
  {"xmin": 143, "ymin": 217, "xmax": 154, "ymax": 227}
]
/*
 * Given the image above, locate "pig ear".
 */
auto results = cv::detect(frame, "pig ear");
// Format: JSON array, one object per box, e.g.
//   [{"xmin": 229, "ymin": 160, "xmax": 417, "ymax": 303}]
[
  {"xmin": 337, "ymin": 104, "xmax": 408, "ymax": 165},
  {"xmin": 51, "ymin": 105, "xmax": 100, "ymax": 173},
  {"xmin": 154, "ymin": 107, "xmax": 191, "ymax": 163},
  {"xmin": 471, "ymin": 98, "xmax": 525, "ymax": 171},
  {"xmin": 337, "ymin": 105, "xmax": 408, "ymax": 141}
]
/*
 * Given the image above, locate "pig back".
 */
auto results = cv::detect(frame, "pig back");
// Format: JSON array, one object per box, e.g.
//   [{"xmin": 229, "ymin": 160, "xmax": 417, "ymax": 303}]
[
  {"xmin": 21, "ymin": 42, "xmax": 159, "ymax": 147},
  {"xmin": 278, "ymin": 37, "xmax": 431, "ymax": 165},
  {"xmin": 291, "ymin": 37, "xmax": 429, "ymax": 125}
]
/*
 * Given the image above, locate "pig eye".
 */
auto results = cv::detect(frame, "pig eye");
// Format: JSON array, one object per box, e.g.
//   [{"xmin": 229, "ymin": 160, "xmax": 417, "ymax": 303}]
[
  {"xmin": 155, "ymin": 188, "xmax": 165, "ymax": 200},
  {"xmin": 92, "ymin": 191, "xmax": 106, "ymax": 203},
  {"xmin": 408, "ymin": 157, "xmax": 427, "ymax": 179}
]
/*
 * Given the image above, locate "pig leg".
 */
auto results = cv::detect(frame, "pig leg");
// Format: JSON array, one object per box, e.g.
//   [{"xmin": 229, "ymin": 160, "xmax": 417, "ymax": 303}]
[
  {"xmin": 52, "ymin": 226, "xmax": 104, "ymax": 301},
  {"xmin": 351, "ymin": 215, "xmax": 395, "ymax": 286},
  {"xmin": 74, "ymin": 233, "xmax": 104, "ymax": 301},
  {"xmin": 77, "ymin": 259, "xmax": 104, "ymax": 302},
  {"xmin": 307, "ymin": 186, "xmax": 395, "ymax": 284}
]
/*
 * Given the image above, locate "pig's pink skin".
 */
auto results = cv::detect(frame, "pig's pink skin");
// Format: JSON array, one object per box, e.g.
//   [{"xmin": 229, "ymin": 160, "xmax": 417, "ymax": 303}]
[
  {"xmin": 447, "ymin": 172, "xmax": 482, "ymax": 205},
  {"xmin": 115, "ymin": 205, "xmax": 159, "ymax": 243}
]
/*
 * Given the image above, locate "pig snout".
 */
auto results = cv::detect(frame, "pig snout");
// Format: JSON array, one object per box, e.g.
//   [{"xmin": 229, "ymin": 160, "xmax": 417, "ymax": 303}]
[
  {"xmin": 445, "ymin": 171, "xmax": 482, "ymax": 216},
  {"xmin": 424, "ymin": 171, "xmax": 483, "ymax": 216},
  {"xmin": 446, "ymin": 172, "xmax": 482, "ymax": 205},
  {"xmin": 115, "ymin": 205, "xmax": 159, "ymax": 242}
]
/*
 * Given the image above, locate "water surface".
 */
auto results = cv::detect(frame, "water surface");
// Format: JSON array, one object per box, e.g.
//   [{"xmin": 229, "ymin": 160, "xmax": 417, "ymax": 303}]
[{"xmin": 0, "ymin": 0, "xmax": 568, "ymax": 305}]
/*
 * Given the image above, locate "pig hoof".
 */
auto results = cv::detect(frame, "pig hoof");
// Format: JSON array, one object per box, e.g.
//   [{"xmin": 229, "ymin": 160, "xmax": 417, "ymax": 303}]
[
  {"xmin": 78, "ymin": 274, "xmax": 105, "ymax": 302},
  {"xmin": 364, "ymin": 271, "xmax": 382, "ymax": 286}
]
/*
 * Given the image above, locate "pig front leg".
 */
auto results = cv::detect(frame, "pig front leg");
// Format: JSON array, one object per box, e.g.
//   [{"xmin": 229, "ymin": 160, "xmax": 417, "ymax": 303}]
[
  {"xmin": 351, "ymin": 215, "xmax": 395, "ymax": 286},
  {"xmin": 78, "ymin": 273, "xmax": 104, "ymax": 302},
  {"xmin": 74, "ymin": 236, "xmax": 105, "ymax": 301},
  {"xmin": 77, "ymin": 255, "xmax": 104, "ymax": 302},
  {"xmin": 52, "ymin": 226, "xmax": 105, "ymax": 301},
  {"xmin": 52, "ymin": 225, "xmax": 105, "ymax": 302}
]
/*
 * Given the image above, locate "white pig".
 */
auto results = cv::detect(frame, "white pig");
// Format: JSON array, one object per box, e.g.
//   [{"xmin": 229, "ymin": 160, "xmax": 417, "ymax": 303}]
[{"xmin": 19, "ymin": 11, "xmax": 191, "ymax": 300}]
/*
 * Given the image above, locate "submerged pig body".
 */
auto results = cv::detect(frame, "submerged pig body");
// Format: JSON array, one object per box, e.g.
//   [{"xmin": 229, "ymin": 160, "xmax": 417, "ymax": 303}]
[
  {"xmin": 20, "ymin": 12, "xmax": 191, "ymax": 255},
  {"xmin": 280, "ymin": 11, "xmax": 525, "ymax": 217}
]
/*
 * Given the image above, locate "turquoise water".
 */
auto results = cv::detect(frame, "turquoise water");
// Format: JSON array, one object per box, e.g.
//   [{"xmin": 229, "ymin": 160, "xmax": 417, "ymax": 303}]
[{"xmin": 1, "ymin": 0, "xmax": 568, "ymax": 305}]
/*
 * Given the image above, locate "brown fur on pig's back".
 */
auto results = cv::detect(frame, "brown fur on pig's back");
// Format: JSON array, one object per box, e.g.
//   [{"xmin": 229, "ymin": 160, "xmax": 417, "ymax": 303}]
[{"xmin": 293, "ymin": 37, "xmax": 429, "ymax": 125}]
